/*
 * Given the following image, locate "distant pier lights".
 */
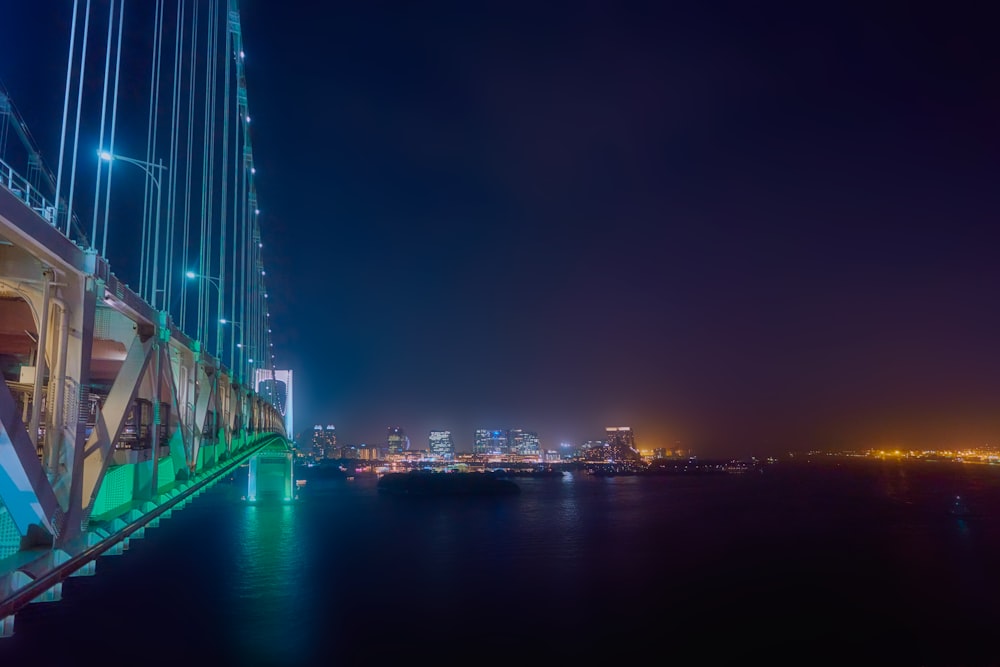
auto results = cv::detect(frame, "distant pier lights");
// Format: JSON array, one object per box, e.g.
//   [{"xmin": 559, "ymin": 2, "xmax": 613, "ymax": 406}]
[{"xmin": 255, "ymin": 369, "xmax": 294, "ymax": 438}]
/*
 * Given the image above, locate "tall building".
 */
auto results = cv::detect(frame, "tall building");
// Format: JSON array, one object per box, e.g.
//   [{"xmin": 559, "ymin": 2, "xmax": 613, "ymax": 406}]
[
  {"xmin": 387, "ymin": 426, "xmax": 409, "ymax": 456},
  {"xmin": 309, "ymin": 425, "xmax": 337, "ymax": 460},
  {"xmin": 508, "ymin": 428, "xmax": 540, "ymax": 456},
  {"xmin": 605, "ymin": 426, "xmax": 641, "ymax": 461},
  {"xmin": 255, "ymin": 368, "xmax": 293, "ymax": 437},
  {"xmin": 474, "ymin": 429, "xmax": 507, "ymax": 456},
  {"xmin": 428, "ymin": 430, "xmax": 455, "ymax": 459},
  {"xmin": 357, "ymin": 443, "xmax": 381, "ymax": 461}
]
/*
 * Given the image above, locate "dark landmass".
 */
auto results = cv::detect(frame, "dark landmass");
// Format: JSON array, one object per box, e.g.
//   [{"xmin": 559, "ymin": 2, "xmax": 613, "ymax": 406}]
[{"xmin": 494, "ymin": 467, "xmax": 567, "ymax": 478}]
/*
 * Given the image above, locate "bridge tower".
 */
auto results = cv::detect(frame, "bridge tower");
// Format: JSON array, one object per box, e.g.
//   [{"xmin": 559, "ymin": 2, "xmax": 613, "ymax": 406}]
[{"xmin": 255, "ymin": 368, "xmax": 293, "ymax": 440}]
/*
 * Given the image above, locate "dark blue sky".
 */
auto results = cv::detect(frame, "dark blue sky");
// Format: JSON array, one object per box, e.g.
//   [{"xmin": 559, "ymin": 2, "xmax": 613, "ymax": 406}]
[
  {"xmin": 240, "ymin": 1, "xmax": 1000, "ymax": 455},
  {"xmin": 5, "ymin": 2, "xmax": 1000, "ymax": 456}
]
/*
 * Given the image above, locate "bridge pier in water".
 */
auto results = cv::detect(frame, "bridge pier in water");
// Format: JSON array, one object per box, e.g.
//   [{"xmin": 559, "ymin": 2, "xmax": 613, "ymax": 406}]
[{"xmin": 247, "ymin": 440, "xmax": 296, "ymax": 502}]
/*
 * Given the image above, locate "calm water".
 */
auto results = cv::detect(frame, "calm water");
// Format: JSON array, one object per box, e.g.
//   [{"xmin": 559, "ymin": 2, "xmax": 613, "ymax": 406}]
[{"xmin": 5, "ymin": 458, "xmax": 1000, "ymax": 666}]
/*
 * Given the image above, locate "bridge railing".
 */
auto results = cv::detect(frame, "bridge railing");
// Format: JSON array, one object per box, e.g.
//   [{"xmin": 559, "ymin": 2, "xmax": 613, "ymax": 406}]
[
  {"xmin": 0, "ymin": 156, "xmax": 55, "ymax": 224},
  {"xmin": 0, "ymin": 156, "xmax": 89, "ymax": 246}
]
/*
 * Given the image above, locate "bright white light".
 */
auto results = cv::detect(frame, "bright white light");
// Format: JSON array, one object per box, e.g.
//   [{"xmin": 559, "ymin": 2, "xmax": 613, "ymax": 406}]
[
  {"xmin": 185, "ymin": 271, "xmax": 196, "ymax": 279},
  {"xmin": 258, "ymin": 242, "xmax": 263, "ymax": 248},
  {"xmin": 255, "ymin": 209, "xmax": 260, "ymax": 215},
  {"xmin": 251, "ymin": 167, "xmax": 256, "ymax": 174},
  {"xmin": 246, "ymin": 115, "xmax": 251, "ymax": 123},
  {"xmin": 98, "ymin": 150, "xmax": 113, "ymax": 161},
  {"xmin": 240, "ymin": 50, "xmax": 245, "ymax": 58}
]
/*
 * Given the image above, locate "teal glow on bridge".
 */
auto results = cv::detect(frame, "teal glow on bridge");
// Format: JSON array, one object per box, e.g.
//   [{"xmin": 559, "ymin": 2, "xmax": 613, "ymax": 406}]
[{"xmin": 0, "ymin": 1, "xmax": 292, "ymax": 637}]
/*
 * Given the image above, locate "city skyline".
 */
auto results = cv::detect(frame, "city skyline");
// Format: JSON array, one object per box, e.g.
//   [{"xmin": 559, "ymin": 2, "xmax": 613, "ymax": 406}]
[{"xmin": 295, "ymin": 422, "xmax": 612, "ymax": 454}]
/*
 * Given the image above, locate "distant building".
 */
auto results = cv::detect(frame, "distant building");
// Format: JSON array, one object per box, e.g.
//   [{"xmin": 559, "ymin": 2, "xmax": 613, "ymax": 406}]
[
  {"xmin": 605, "ymin": 426, "xmax": 641, "ymax": 462},
  {"xmin": 429, "ymin": 430, "xmax": 455, "ymax": 459},
  {"xmin": 508, "ymin": 428, "xmax": 540, "ymax": 456},
  {"xmin": 474, "ymin": 429, "xmax": 508, "ymax": 456},
  {"xmin": 387, "ymin": 426, "xmax": 409, "ymax": 456},
  {"xmin": 357, "ymin": 443, "xmax": 380, "ymax": 461},
  {"xmin": 309, "ymin": 425, "xmax": 337, "ymax": 461}
]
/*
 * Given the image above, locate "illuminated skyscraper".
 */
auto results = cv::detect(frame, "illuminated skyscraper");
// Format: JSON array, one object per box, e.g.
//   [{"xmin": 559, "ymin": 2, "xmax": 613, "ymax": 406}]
[
  {"xmin": 309, "ymin": 425, "xmax": 337, "ymax": 460},
  {"xmin": 474, "ymin": 429, "xmax": 507, "ymax": 455},
  {"xmin": 428, "ymin": 430, "xmax": 455, "ymax": 459},
  {"xmin": 508, "ymin": 428, "xmax": 540, "ymax": 456},
  {"xmin": 605, "ymin": 426, "xmax": 641, "ymax": 461},
  {"xmin": 387, "ymin": 426, "xmax": 409, "ymax": 455}
]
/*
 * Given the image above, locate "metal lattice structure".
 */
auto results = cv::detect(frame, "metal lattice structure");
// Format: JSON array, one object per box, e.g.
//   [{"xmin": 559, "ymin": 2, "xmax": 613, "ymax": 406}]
[{"xmin": 0, "ymin": 0, "xmax": 292, "ymax": 636}]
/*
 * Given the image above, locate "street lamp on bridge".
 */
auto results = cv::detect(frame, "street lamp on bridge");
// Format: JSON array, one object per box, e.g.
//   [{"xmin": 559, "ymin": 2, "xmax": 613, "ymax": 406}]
[
  {"xmin": 98, "ymin": 150, "xmax": 167, "ymax": 310},
  {"xmin": 186, "ymin": 271, "xmax": 225, "ymax": 355}
]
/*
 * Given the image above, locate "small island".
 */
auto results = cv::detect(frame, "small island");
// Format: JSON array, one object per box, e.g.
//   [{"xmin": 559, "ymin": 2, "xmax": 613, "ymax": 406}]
[{"xmin": 377, "ymin": 470, "xmax": 520, "ymax": 497}]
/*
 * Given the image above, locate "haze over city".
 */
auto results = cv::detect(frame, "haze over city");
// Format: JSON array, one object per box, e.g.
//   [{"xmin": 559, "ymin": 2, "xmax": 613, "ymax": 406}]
[{"xmin": 5, "ymin": 1, "xmax": 999, "ymax": 457}]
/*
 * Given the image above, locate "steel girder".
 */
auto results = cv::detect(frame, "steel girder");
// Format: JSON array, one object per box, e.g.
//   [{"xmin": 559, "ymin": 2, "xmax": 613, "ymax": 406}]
[{"xmin": 1, "ymin": 178, "xmax": 286, "ymax": 555}]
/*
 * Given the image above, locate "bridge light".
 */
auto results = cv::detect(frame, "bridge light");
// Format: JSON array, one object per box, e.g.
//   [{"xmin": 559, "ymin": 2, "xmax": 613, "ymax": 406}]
[
  {"xmin": 185, "ymin": 271, "xmax": 196, "ymax": 279},
  {"xmin": 98, "ymin": 150, "xmax": 114, "ymax": 161}
]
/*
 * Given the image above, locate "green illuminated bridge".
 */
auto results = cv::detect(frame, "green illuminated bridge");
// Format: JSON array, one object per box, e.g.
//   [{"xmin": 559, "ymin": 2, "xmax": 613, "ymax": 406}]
[{"xmin": 0, "ymin": 1, "xmax": 294, "ymax": 636}]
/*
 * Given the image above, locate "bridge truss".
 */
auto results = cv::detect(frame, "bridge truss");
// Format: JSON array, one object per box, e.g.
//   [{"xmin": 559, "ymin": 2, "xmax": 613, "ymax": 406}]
[{"xmin": 0, "ymin": 0, "xmax": 291, "ymax": 635}]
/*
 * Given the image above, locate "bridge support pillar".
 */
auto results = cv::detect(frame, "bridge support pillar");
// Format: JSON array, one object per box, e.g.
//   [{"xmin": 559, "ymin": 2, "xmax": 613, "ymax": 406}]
[
  {"xmin": 1, "ymin": 614, "xmax": 13, "ymax": 638},
  {"xmin": 246, "ymin": 438, "xmax": 295, "ymax": 502}
]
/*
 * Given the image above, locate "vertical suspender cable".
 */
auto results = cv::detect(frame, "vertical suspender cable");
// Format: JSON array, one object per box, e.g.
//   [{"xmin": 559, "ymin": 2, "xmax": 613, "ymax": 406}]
[
  {"xmin": 181, "ymin": 0, "xmax": 199, "ymax": 333},
  {"xmin": 55, "ymin": 0, "xmax": 79, "ymax": 233},
  {"xmin": 92, "ymin": 0, "xmax": 116, "ymax": 247},
  {"xmin": 65, "ymin": 0, "xmax": 91, "ymax": 241},
  {"xmin": 166, "ymin": 0, "xmax": 185, "ymax": 318},
  {"xmin": 101, "ymin": 0, "xmax": 125, "ymax": 258},
  {"xmin": 218, "ymin": 6, "xmax": 232, "ymax": 363},
  {"xmin": 239, "ymin": 139, "xmax": 247, "ymax": 383},
  {"xmin": 207, "ymin": 0, "xmax": 222, "ymax": 357},
  {"xmin": 140, "ymin": 0, "xmax": 163, "ymax": 301},
  {"xmin": 196, "ymin": 5, "xmax": 209, "ymax": 344},
  {"xmin": 229, "ymin": 20, "xmax": 240, "ymax": 370},
  {"xmin": 198, "ymin": 0, "xmax": 219, "ymax": 349},
  {"xmin": 149, "ymin": 0, "xmax": 166, "ymax": 310}
]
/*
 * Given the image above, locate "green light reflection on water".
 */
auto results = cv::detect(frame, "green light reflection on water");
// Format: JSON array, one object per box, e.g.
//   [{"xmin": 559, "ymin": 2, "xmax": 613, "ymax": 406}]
[{"xmin": 229, "ymin": 500, "xmax": 314, "ymax": 664}]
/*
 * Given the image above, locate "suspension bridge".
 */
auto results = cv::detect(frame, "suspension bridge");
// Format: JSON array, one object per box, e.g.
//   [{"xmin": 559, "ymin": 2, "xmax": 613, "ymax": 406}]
[{"xmin": 0, "ymin": 0, "xmax": 294, "ymax": 636}]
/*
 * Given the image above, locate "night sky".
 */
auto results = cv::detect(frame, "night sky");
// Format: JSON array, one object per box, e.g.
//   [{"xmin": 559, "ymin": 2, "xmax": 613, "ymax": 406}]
[{"xmin": 5, "ymin": 2, "xmax": 1000, "ymax": 456}]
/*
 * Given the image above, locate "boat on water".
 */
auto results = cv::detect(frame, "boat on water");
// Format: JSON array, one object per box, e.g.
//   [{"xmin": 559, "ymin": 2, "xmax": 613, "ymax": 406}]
[
  {"xmin": 949, "ymin": 495, "xmax": 973, "ymax": 517},
  {"xmin": 377, "ymin": 470, "xmax": 520, "ymax": 497}
]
